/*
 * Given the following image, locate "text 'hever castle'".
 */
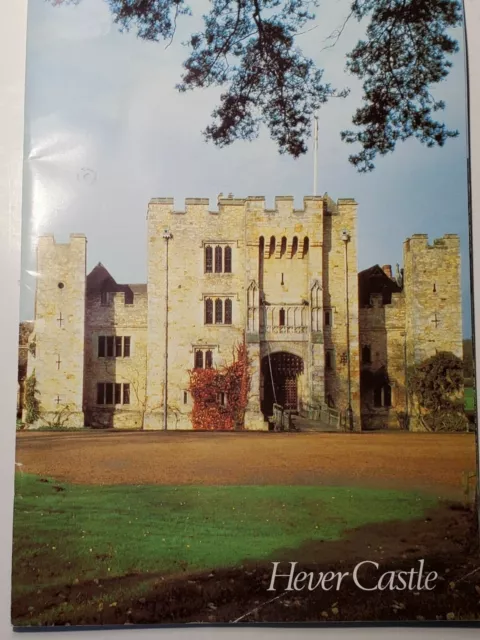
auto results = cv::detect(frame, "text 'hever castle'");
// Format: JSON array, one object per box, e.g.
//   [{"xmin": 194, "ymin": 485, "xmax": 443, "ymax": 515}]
[{"xmin": 25, "ymin": 193, "xmax": 463, "ymax": 431}]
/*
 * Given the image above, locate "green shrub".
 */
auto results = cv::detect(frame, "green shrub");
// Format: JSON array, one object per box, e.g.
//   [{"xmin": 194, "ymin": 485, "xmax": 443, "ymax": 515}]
[{"xmin": 24, "ymin": 372, "xmax": 41, "ymax": 424}]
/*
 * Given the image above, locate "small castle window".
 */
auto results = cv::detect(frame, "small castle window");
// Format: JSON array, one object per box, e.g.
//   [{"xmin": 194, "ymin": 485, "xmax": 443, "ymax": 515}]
[
  {"xmin": 280, "ymin": 237, "xmax": 287, "ymax": 257},
  {"xmin": 100, "ymin": 291, "xmax": 110, "ymax": 306},
  {"xmin": 325, "ymin": 350, "xmax": 334, "ymax": 371},
  {"xmin": 205, "ymin": 246, "xmax": 213, "ymax": 273},
  {"xmin": 105, "ymin": 383, "xmax": 114, "ymax": 405},
  {"xmin": 362, "ymin": 345, "xmax": 371, "ymax": 364},
  {"xmin": 106, "ymin": 336, "xmax": 114, "ymax": 358},
  {"xmin": 279, "ymin": 308, "xmax": 286, "ymax": 326},
  {"xmin": 214, "ymin": 246, "xmax": 222, "ymax": 273},
  {"xmin": 205, "ymin": 349, "xmax": 213, "ymax": 369},
  {"xmin": 291, "ymin": 237, "xmax": 298, "ymax": 258},
  {"xmin": 325, "ymin": 310, "xmax": 331, "ymax": 327},
  {"xmin": 205, "ymin": 298, "xmax": 213, "ymax": 324},
  {"xmin": 125, "ymin": 290, "xmax": 134, "ymax": 305},
  {"xmin": 384, "ymin": 384, "xmax": 392, "ymax": 408},
  {"xmin": 303, "ymin": 237, "xmax": 309, "ymax": 257},
  {"xmin": 57, "ymin": 282, "xmax": 64, "ymax": 289},
  {"xmin": 195, "ymin": 350, "xmax": 204, "ymax": 369},
  {"xmin": 224, "ymin": 246, "xmax": 232, "ymax": 273},
  {"xmin": 259, "ymin": 236, "xmax": 264, "ymax": 256},
  {"xmin": 96, "ymin": 383, "xmax": 130, "ymax": 405},
  {"xmin": 215, "ymin": 298, "xmax": 223, "ymax": 323},
  {"xmin": 98, "ymin": 335, "xmax": 131, "ymax": 358},
  {"xmin": 183, "ymin": 391, "xmax": 188, "ymax": 404},
  {"xmin": 205, "ymin": 298, "xmax": 232, "ymax": 325},
  {"xmin": 433, "ymin": 282, "xmax": 436, "ymax": 293},
  {"xmin": 269, "ymin": 236, "xmax": 276, "ymax": 257},
  {"xmin": 218, "ymin": 392, "xmax": 226, "ymax": 407},
  {"xmin": 224, "ymin": 299, "xmax": 232, "ymax": 324},
  {"xmin": 373, "ymin": 383, "xmax": 391, "ymax": 408}
]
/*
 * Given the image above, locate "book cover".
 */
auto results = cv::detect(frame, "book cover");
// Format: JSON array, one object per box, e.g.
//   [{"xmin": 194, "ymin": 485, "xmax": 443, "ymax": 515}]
[{"xmin": 12, "ymin": 0, "xmax": 479, "ymax": 628}]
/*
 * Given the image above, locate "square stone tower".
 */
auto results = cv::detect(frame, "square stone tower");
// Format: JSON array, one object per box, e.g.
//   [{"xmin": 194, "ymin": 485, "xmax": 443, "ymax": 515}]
[
  {"xmin": 25, "ymin": 234, "xmax": 87, "ymax": 426},
  {"xmin": 144, "ymin": 197, "xmax": 248, "ymax": 429},
  {"xmin": 403, "ymin": 234, "xmax": 462, "ymax": 366},
  {"xmin": 403, "ymin": 234, "xmax": 463, "ymax": 430}
]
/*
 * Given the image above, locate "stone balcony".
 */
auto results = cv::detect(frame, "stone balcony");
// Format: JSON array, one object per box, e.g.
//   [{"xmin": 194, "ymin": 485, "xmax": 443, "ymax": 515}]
[{"xmin": 257, "ymin": 303, "xmax": 317, "ymax": 342}]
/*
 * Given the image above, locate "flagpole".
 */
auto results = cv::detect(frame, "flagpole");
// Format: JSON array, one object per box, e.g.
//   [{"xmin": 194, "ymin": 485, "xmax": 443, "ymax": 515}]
[{"xmin": 313, "ymin": 114, "xmax": 319, "ymax": 196}]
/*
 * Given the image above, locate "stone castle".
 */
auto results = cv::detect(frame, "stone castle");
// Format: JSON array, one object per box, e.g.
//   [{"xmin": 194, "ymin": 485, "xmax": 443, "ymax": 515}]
[{"xmin": 24, "ymin": 194, "xmax": 463, "ymax": 431}]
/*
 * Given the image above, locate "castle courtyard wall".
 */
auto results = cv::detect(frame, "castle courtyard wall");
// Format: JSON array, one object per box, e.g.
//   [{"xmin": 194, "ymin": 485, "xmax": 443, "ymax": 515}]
[{"xmin": 84, "ymin": 290, "xmax": 148, "ymax": 428}]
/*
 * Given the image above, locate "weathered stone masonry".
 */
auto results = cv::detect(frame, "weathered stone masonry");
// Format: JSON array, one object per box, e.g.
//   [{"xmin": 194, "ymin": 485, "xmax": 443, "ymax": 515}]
[{"xmin": 25, "ymin": 195, "xmax": 462, "ymax": 431}]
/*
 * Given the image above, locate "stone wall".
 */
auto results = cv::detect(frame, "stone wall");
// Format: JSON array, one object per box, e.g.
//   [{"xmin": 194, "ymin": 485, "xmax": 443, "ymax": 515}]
[
  {"xmin": 404, "ymin": 234, "xmax": 462, "ymax": 364},
  {"xmin": 85, "ymin": 289, "xmax": 148, "ymax": 428},
  {"xmin": 403, "ymin": 234, "xmax": 463, "ymax": 431},
  {"xmin": 27, "ymin": 200, "xmax": 462, "ymax": 433},
  {"xmin": 358, "ymin": 233, "xmax": 463, "ymax": 431},
  {"xmin": 244, "ymin": 195, "xmax": 325, "ymax": 428},
  {"xmin": 145, "ymin": 198, "xmax": 246, "ymax": 430},
  {"xmin": 26, "ymin": 234, "xmax": 86, "ymax": 427},
  {"xmin": 323, "ymin": 199, "xmax": 361, "ymax": 430},
  {"xmin": 359, "ymin": 292, "xmax": 406, "ymax": 430},
  {"xmin": 145, "ymin": 195, "xmax": 359, "ymax": 430}
]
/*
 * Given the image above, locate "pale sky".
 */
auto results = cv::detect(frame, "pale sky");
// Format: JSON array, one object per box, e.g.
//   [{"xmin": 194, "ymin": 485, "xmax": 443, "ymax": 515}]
[{"xmin": 21, "ymin": 0, "xmax": 472, "ymax": 335}]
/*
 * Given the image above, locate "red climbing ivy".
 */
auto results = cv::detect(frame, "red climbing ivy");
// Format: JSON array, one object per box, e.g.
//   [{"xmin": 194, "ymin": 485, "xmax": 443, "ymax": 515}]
[{"xmin": 188, "ymin": 338, "xmax": 250, "ymax": 430}]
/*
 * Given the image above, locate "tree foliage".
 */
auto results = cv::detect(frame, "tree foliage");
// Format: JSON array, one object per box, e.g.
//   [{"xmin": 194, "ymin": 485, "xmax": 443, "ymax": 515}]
[
  {"xmin": 55, "ymin": 0, "xmax": 462, "ymax": 169},
  {"xmin": 18, "ymin": 322, "xmax": 34, "ymax": 383},
  {"xmin": 342, "ymin": 0, "xmax": 462, "ymax": 171},
  {"xmin": 409, "ymin": 351, "xmax": 467, "ymax": 432},
  {"xmin": 410, "ymin": 350, "xmax": 463, "ymax": 412},
  {"xmin": 25, "ymin": 371, "xmax": 41, "ymax": 425}
]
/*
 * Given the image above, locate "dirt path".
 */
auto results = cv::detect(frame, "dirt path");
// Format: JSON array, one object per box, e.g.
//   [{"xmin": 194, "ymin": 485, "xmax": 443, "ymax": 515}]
[{"xmin": 15, "ymin": 431, "xmax": 476, "ymax": 498}]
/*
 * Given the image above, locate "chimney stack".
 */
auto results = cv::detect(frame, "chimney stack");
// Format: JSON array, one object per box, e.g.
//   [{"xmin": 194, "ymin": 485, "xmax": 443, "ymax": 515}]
[{"xmin": 382, "ymin": 264, "xmax": 392, "ymax": 279}]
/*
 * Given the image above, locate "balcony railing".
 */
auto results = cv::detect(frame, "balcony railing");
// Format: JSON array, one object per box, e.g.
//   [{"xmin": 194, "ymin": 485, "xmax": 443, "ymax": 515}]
[{"xmin": 260, "ymin": 303, "xmax": 309, "ymax": 335}]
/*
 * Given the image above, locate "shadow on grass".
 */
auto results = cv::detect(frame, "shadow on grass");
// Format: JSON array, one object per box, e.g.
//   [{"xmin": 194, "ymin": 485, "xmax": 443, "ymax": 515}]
[{"xmin": 12, "ymin": 481, "xmax": 478, "ymax": 626}]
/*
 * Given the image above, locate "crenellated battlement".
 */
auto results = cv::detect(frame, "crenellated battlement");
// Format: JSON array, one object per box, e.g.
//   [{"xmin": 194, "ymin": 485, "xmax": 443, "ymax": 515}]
[
  {"xmin": 37, "ymin": 233, "xmax": 86, "ymax": 249},
  {"xmin": 148, "ymin": 195, "xmax": 356, "ymax": 220},
  {"xmin": 404, "ymin": 233, "xmax": 460, "ymax": 253},
  {"xmin": 390, "ymin": 292, "xmax": 405, "ymax": 307}
]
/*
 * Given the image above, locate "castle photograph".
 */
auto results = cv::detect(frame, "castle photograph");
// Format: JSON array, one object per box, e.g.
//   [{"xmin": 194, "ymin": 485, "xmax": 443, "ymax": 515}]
[
  {"xmin": 22, "ymin": 194, "xmax": 463, "ymax": 433},
  {"xmin": 12, "ymin": 0, "xmax": 478, "ymax": 628}
]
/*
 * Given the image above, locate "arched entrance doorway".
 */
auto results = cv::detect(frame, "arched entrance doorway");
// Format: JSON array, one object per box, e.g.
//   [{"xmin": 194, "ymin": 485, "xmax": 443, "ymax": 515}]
[{"xmin": 261, "ymin": 352, "xmax": 304, "ymax": 417}]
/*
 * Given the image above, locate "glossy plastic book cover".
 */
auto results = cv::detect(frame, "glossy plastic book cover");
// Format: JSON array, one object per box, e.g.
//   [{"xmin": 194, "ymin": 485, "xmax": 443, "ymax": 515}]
[{"xmin": 12, "ymin": 0, "xmax": 479, "ymax": 629}]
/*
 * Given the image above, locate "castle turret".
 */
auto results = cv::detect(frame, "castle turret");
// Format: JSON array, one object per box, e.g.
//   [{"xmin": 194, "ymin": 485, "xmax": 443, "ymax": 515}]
[
  {"xmin": 26, "ymin": 234, "xmax": 87, "ymax": 426},
  {"xmin": 403, "ymin": 234, "xmax": 462, "ymax": 368}
]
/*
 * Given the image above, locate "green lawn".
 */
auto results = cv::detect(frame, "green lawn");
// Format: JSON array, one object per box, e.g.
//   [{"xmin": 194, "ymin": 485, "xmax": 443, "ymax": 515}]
[
  {"xmin": 464, "ymin": 387, "xmax": 476, "ymax": 412},
  {"xmin": 13, "ymin": 473, "xmax": 437, "ymax": 624}
]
